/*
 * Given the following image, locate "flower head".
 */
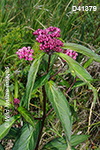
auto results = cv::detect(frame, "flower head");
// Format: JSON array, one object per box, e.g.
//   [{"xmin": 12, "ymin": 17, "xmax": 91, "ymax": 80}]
[
  {"xmin": 33, "ymin": 26, "xmax": 63, "ymax": 54},
  {"xmin": 16, "ymin": 47, "xmax": 34, "ymax": 61},
  {"xmin": 64, "ymin": 49, "xmax": 78, "ymax": 60},
  {"xmin": 13, "ymin": 98, "xmax": 20, "ymax": 105}
]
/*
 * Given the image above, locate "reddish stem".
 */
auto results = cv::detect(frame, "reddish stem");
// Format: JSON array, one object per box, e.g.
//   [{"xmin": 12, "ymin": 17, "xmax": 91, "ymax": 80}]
[
  {"xmin": 47, "ymin": 54, "xmax": 51, "ymax": 73},
  {"xmin": 64, "ymin": 77, "xmax": 77, "ymax": 95},
  {"xmin": 46, "ymin": 108, "xmax": 54, "ymax": 117},
  {"xmin": 49, "ymin": 63, "xmax": 66, "ymax": 80}
]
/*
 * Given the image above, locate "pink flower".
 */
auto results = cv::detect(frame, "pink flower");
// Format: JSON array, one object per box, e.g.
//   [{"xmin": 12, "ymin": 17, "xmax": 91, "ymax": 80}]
[
  {"xmin": 13, "ymin": 98, "xmax": 20, "ymax": 105},
  {"xmin": 33, "ymin": 26, "xmax": 63, "ymax": 54},
  {"xmin": 16, "ymin": 47, "xmax": 34, "ymax": 61},
  {"xmin": 63, "ymin": 49, "xmax": 78, "ymax": 61}
]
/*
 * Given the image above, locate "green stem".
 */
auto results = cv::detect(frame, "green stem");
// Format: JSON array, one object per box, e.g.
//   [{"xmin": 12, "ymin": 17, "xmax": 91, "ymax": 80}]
[
  {"xmin": 67, "ymin": 145, "xmax": 72, "ymax": 150},
  {"xmin": 67, "ymin": 141, "xmax": 72, "ymax": 150}
]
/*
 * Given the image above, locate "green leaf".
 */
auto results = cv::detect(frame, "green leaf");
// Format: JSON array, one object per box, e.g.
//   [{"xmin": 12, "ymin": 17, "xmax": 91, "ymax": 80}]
[
  {"xmin": 71, "ymin": 134, "xmax": 90, "ymax": 146},
  {"xmin": 12, "ymin": 121, "xmax": 42, "ymax": 150},
  {"xmin": 4, "ymin": 54, "xmax": 17, "ymax": 62},
  {"xmin": 43, "ymin": 135, "xmax": 88, "ymax": 150},
  {"xmin": 14, "ymin": 77, "xmax": 18, "ymax": 99},
  {"xmin": 72, "ymin": 81, "xmax": 86, "ymax": 89},
  {"xmin": 9, "ymin": 91, "xmax": 14, "ymax": 106},
  {"xmin": 42, "ymin": 137, "xmax": 67, "ymax": 150},
  {"xmin": 32, "ymin": 74, "xmax": 50, "ymax": 95},
  {"xmin": 25, "ymin": 52, "xmax": 44, "ymax": 109},
  {"xmin": 83, "ymin": 58, "xmax": 93, "ymax": 69},
  {"xmin": 0, "ymin": 144, "xmax": 4, "ymax": 150},
  {"xmin": 56, "ymin": 53, "xmax": 93, "ymax": 83},
  {"xmin": 17, "ymin": 106, "xmax": 35, "ymax": 128},
  {"xmin": 0, "ymin": 98, "xmax": 12, "ymax": 108},
  {"xmin": 45, "ymin": 80, "xmax": 72, "ymax": 141},
  {"xmin": 63, "ymin": 43, "xmax": 100, "ymax": 63},
  {"xmin": 69, "ymin": 65, "xmax": 76, "ymax": 78},
  {"xmin": 0, "ymin": 115, "xmax": 20, "ymax": 140},
  {"xmin": 4, "ymin": 127, "xmax": 20, "ymax": 139}
]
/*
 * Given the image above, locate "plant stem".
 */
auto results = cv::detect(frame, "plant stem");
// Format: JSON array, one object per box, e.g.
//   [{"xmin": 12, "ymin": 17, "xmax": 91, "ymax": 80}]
[
  {"xmin": 67, "ymin": 142, "xmax": 72, "ymax": 150},
  {"xmin": 64, "ymin": 77, "xmax": 77, "ymax": 95},
  {"xmin": 49, "ymin": 63, "xmax": 66, "ymax": 80},
  {"xmin": 46, "ymin": 108, "xmax": 54, "ymax": 117},
  {"xmin": 35, "ymin": 86, "xmax": 46, "ymax": 150},
  {"xmin": 47, "ymin": 54, "xmax": 51, "ymax": 73}
]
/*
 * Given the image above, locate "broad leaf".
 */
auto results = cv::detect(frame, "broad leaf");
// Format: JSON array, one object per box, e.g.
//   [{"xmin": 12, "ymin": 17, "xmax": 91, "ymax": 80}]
[
  {"xmin": 12, "ymin": 121, "xmax": 42, "ymax": 150},
  {"xmin": 43, "ymin": 134, "xmax": 89, "ymax": 150},
  {"xmin": 4, "ymin": 127, "xmax": 20, "ymax": 139},
  {"xmin": 45, "ymin": 80, "xmax": 72, "ymax": 141},
  {"xmin": 71, "ymin": 134, "xmax": 89, "ymax": 146},
  {"xmin": 25, "ymin": 52, "xmax": 44, "ymax": 109},
  {"xmin": 17, "ymin": 106, "xmax": 35, "ymax": 128},
  {"xmin": 56, "ymin": 53, "xmax": 93, "ymax": 83},
  {"xmin": 42, "ymin": 137, "xmax": 67, "ymax": 150},
  {"xmin": 42, "ymin": 136, "xmax": 76, "ymax": 150},
  {"xmin": 0, "ymin": 115, "xmax": 20, "ymax": 140},
  {"xmin": 63, "ymin": 43, "xmax": 100, "ymax": 63}
]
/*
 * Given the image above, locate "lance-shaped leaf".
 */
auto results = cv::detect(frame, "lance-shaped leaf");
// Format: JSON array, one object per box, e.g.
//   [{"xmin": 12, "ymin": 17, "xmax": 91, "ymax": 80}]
[
  {"xmin": 12, "ymin": 121, "xmax": 42, "ymax": 150},
  {"xmin": 63, "ymin": 43, "xmax": 100, "ymax": 63},
  {"xmin": 25, "ymin": 52, "xmax": 44, "ymax": 109},
  {"xmin": 17, "ymin": 106, "xmax": 35, "ymax": 128},
  {"xmin": 83, "ymin": 58, "xmax": 93, "ymax": 69},
  {"xmin": 70, "ymin": 134, "xmax": 90, "ymax": 146},
  {"xmin": 0, "ymin": 115, "xmax": 20, "ymax": 140},
  {"xmin": 71, "ymin": 80, "xmax": 86, "ymax": 89},
  {"xmin": 42, "ymin": 136, "xmax": 67, "ymax": 150},
  {"xmin": 42, "ymin": 134, "xmax": 89, "ymax": 150},
  {"xmin": 45, "ymin": 80, "xmax": 72, "ymax": 141},
  {"xmin": 4, "ymin": 127, "xmax": 20, "ymax": 139},
  {"xmin": 56, "ymin": 53, "xmax": 93, "ymax": 83}
]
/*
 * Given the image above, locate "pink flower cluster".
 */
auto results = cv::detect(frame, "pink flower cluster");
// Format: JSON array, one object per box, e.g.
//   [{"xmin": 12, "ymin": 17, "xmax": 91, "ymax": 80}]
[
  {"xmin": 33, "ymin": 26, "xmax": 63, "ymax": 54},
  {"xmin": 13, "ymin": 98, "xmax": 20, "ymax": 105},
  {"xmin": 16, "ymin": 46, "xmax": 34, "ymax": 61},
  {"xmin": 64, "ymin": 49, "xmax": 78, "ymax": 60}
]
